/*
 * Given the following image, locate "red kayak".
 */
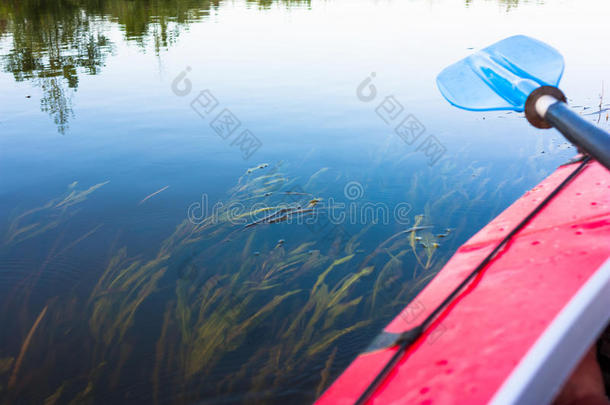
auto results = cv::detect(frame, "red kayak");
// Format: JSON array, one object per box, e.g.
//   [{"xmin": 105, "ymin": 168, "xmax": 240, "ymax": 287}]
[{"xmin": 316, "ymin": 158, "xmax": 610, "ymax": 405}]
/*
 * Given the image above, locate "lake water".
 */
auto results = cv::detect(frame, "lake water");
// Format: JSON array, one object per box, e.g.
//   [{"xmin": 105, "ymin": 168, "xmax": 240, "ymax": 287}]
[{"xmin": 1, "ymin": 0, "xmax": 609, "ymax": 403}]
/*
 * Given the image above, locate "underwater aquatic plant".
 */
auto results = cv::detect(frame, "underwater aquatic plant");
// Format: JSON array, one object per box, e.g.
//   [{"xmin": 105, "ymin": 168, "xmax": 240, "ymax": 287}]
[
  {"xmin": 8, "ymin": 305, "xmax": 48, "ymax": 389},
  {"xmin": 0, "ymin": 164, "xmax": 444, "ymax": 404},
  {"xmin": 3, "ymin": 181, "xmax": 109, "ymax": 246}
]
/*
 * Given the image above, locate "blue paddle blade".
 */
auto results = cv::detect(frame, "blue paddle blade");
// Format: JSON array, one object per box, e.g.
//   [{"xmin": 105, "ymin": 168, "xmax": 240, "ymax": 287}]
[{"xmin": 436, "ymin": 35, "xmax": 564, "ymax": 112}]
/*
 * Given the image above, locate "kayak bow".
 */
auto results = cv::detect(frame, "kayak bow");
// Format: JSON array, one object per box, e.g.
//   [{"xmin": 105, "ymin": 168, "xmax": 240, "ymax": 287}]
[{"xmin": 315, "ymin": 35, "xmax": 610, "ymax": 405}]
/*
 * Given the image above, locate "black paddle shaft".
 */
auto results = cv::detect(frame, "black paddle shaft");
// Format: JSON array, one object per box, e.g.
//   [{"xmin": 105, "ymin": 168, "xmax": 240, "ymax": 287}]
[{"xmin": 545, "ymin": 101, "xmax": 610, "ymax": 170}]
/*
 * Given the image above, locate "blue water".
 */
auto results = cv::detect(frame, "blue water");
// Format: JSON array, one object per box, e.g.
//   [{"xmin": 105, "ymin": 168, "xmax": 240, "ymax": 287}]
[{"xmin": 1, "ymin": 0, "xmax": 609, "ymax": 403}]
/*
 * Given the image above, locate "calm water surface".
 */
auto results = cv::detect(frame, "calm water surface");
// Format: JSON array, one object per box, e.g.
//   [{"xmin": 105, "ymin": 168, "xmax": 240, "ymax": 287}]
[{"xmin": 1, "ymin": 0, "xmax": 609, "ymax": 403}]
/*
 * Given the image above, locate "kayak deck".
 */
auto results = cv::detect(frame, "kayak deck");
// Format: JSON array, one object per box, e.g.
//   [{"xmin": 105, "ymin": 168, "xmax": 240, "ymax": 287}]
[{"xmin": 316, "ymin": 160, "xmax": 610, "ymax": 405}]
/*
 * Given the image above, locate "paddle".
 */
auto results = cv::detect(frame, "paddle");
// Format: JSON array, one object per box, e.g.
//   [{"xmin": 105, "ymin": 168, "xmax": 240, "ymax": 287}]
[{"xmin": 437, "ymin": 35, "xmax": 610, "ymax": 170}]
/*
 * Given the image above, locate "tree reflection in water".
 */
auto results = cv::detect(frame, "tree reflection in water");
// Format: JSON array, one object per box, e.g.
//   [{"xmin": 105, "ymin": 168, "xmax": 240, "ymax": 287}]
[{"xmin": 0, "ymin": 0, "xmax": 227, "ymax": 132}]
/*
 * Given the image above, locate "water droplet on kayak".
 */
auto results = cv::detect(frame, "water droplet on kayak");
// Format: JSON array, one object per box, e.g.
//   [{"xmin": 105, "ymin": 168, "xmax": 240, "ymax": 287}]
[
  {"xmin": 575, "ymin": 230, "xmax": 583, "ymax": 235},
  {"xmin": 436, "ymin": 359, "xmax": 448, "ymax": 366},
  {"xmin": 531, "ymin": 241, "xmax": 540, "ymax": 245},
  {"xmin": 420, "ymin": 387, "xmax": 429, "ymax": 394}
]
